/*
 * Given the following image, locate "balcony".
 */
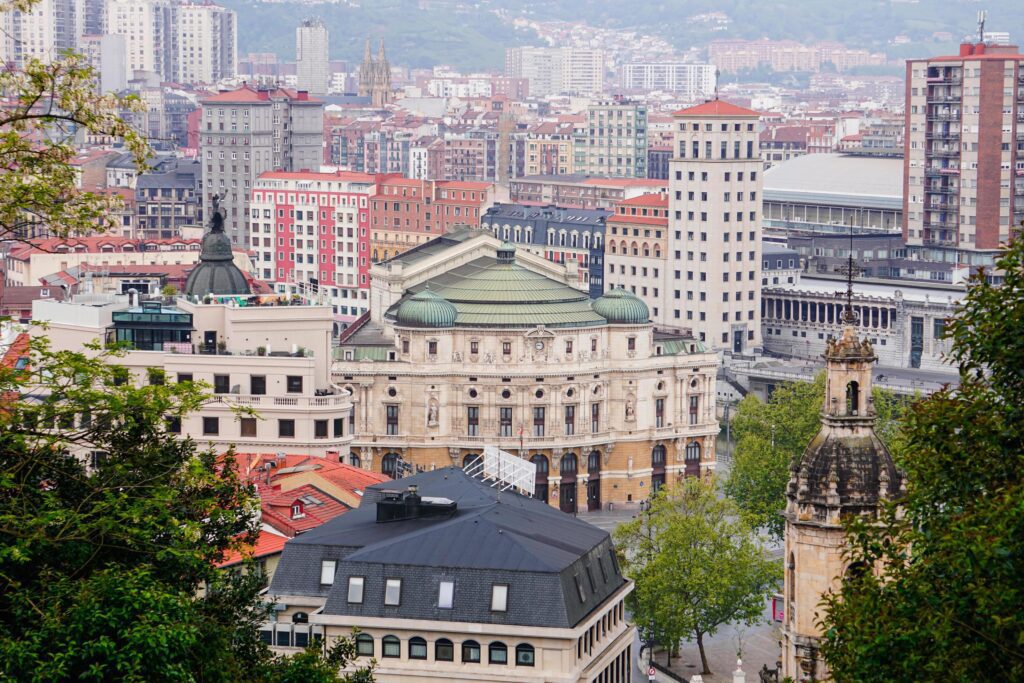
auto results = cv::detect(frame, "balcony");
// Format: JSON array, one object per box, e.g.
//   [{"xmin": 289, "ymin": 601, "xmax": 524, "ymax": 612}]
[
  {"xmin": 219, "ymin": 392, "xmax": 349, "ymax": 410},
  {"xmin": 926, "ymin": 128, "xmax": 960, "ymax": 140},
  {"xmin": 929, "ymin": 146, "xmax": 961, "ymax": 158},
  {"xmin": 926, "ymin": 184, "xmax": 958, "ymax": 195},
  {"xmin": 926, "ymin": 92, "xmax": 962, "ymax": 104},
  {"xmin": 927, "ymin": 112, "xmax": 961, "ymax": 122},
  {"xmin": 922, "ymin": 236, "xmax": 958, "ymax": 248}
]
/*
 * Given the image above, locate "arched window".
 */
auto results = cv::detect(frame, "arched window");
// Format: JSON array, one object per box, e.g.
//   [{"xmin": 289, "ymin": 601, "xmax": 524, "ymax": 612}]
[
  {"xmin": 846, "ymin": 561, "xmax": 870, "ymax": 580},
  {"xmin": 355, "ymin": 633, "xmax": 374, "ymax": 657},
  {"xmin": 462, "ymin": 639, "xmax": 481, "ymax": 663},
  {"xmin": 435, "ymin": 638, "xmax": 454, "ymax": 661},
  {"xmin": 349, "ymin": 453, "xmax": 361, "ymax": 468},
  {"xmin": 619, "ymin": 240, "xmax": 627, "ymax": 254},
  {"xmin": 609, "ymin": 242, "xmax": 617, "ymax": 254},
  {"xmin": 588, "ymin": 450, "xmax": 601, "ymax": 473},
  {"xmin": 654, "ymin": 246, "xmax": 661, "ymax": 258},
  {"xmin": 409, "ymin": 636, "xmax": 427, "ymax": 660},
  {"xmin": 652, "ymin": 445, "xmax": 666, "ymax": 466},
  {"xmin": 631, "ymin": 241, "xmax": 638, "ymax": 256},
  {"xmin": 685, "ymin": 441, "xmax": 701, "ymax": 462},
  {"xmin": 846, "ymin": 381, "xmax": 860, "ymax": 415},
  {"xmin": 531, "ymin": 454, "xmax": 549, "ymax": 501},
  {"xmin": 570, "ymin": 232, "xmax": 578, "ymax": 248},
  {"xmin": 642, "ymin": 243, "xmax": 650, "ymax": 257},
  {"xmin": 531, "ymin": 454, "xmax": 549, "ymax": 475},
  {"xmin": 382, "ymin": 452, "xmax": 400, "ymax": 477},
  {"xmin": 560, "ymin": 453, "xmax": 578, "ymax": 475},
  {"xmin": 559, "ymin": 231, "xmax": 566, "ymax": 246},
  {"xmin": 463, "ymin": 452, "xmax": 481, "ymax": 469},
  {"xmin": 787, "ymin": 552, "xmax": 796, "ymax": 626},
  {"xmin": 515, "ymin": 643, "xmax": 536, "ymax": 666},
  {"xmin": 292, "ymin": 611, "xmax": 308, "ymax": 623},
  {"xmin": 382, "ymin": 635, "xmax": 401, "ymax": 658},
  {"xmin": 489, "ymin": 641, "xmax": 508, "ymax": 664}
]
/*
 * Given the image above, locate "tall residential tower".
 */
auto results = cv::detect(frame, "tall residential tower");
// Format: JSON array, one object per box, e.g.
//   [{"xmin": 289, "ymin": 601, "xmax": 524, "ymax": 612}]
[
  {"xmin": 295, "ymin": 18, "xmax": 329, "ymax": 95},
  {"xmin": 904, "ymin": 40, "xmax": 1024, "ymax": 268}
]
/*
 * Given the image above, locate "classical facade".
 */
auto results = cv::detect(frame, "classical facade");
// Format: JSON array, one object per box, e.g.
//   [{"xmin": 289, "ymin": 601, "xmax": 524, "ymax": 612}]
[
  {"xmin": 358, "ymin": 39, "xmax": 392, "ymax": 109},
  {"xmin": 267, "ymin": 468, "xmax": 634, "ymax": 682},
  {"xmin": 782, "ymin": 306, "xmax": 903, "ymax": 681},
  {"xmin": 334, "ymin": 228, "xmax": 719, "ymax": 512}
]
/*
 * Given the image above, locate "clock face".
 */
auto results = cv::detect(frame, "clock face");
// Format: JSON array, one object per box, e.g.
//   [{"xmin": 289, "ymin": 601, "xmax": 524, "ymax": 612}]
[{"xmin": 535, "ymin": 341, "xmax": 545, "ymax": 350}]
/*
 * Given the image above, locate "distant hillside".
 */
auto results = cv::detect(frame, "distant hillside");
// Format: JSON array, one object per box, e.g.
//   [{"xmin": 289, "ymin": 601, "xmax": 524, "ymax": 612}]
[{"xmin": 225, "ymin": 0, "xmax": 1024, "ymax": 70}]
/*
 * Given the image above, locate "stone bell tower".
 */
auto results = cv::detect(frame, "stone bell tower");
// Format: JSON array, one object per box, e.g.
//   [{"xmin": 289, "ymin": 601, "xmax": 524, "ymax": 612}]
[{"xmin": 781, "ymin": 274, "xmax": 903, "ymax": 681}]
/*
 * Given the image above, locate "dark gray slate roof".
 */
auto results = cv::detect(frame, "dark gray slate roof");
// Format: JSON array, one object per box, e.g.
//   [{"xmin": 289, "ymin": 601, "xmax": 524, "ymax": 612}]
[{"xmin": 269, "ymin": 467, "xmax": 626, "ymax": 628}]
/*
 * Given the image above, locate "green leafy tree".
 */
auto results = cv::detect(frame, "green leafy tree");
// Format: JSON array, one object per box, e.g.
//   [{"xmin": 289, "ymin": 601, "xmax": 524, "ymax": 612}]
[
  {"xmin": 615, "ymin": 478, "xmax": 780, "ymax": 675},
  {"xmin": 724, "ymin": 373, "xmax": 907, "ymax": 542},
  {"xmin": 0, "ymin": 338, "xmax": 372, "ymax": 682},
  {"xmin": 819, "ymin": 238, "xmax": 1024, "ymax": 681},
  {"xmin": 0, "ymin": 0, "xmax": 148, "ymax": 241}
]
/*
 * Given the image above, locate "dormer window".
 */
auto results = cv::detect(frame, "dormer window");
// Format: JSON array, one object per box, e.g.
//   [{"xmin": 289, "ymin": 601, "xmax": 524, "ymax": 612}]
[
  {"xmin": 491, "ymin": 584, "xmax": 508, "ymax": 612},
  {"xmin": 291, "ymin": 501, "xmax": 305, "ymax": 519}
]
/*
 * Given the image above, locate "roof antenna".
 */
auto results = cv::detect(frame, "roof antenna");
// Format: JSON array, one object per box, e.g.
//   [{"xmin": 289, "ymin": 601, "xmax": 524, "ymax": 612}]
[
  {"xmin": 837, "ymin": 222, "xmax": 858, "ymax": 325},
  {"xmin": 977, "ymin": 10, "xmax": 987, "ymax": 44}
]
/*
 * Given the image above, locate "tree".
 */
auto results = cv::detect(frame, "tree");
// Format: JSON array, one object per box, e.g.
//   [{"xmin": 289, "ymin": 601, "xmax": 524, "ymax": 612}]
[
  {"xmin": 819, "ymin": 237, "xmax": 1024, "ymax": 681},
  {"xmin": 161, "ymin": 283, "xmax": 179, "ymax": 297},
  {"xmin": 724, "ymin": 373, "xmax": 907, "ymax": 542},
  {"xmin": 614, "ymin": 478, "xmax": 780, "ymax": 675},
  {"xmin": 0, "ymin": 1, "xmax": 148, "ymax": 241},
  {"xmin": 0, "ymin": 338, "xmax": 372, "ymax": 681}
]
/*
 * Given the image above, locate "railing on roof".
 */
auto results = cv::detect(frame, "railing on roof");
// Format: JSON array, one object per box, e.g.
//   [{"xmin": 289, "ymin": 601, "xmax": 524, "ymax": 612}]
[{"xmin": 462, "ymin": 445, "xmax": 535, "ymax": 497}]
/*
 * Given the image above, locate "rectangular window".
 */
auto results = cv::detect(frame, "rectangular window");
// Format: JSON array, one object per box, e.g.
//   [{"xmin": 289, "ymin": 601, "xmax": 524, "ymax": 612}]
[
  {"xmin": 500, "ymin": 407, "xmax": 513, "ymax": 437},
  {"xmin": 467, "ymin": 407, "xmax": 479, "ymax": 436},
  {"xmin": 203, "ymin": 416, "xmax": 219, "ymax": 435},
  {"xmin": 314, "ymin": 419, "xmax": 328, "ymax": 439},
  {"xmin": 386, "ymin": 405, "xmax": 399, "ymax": 435},
  {"xmin": 438, "ymin": 580, "xmax": 454, "ymax": 609},
  {"xmin": 213, "ymin": 374, "xmax": 230, "ymax": 394},
  {"xmin": 166, "ymin": 416, "xmax": 181, "ymax": 434},
  {"xmin": 689, "ymin": 396, "xmax": 699, "ymax": 425},
  {"xmin": 591, "ymin": 403, "xmax": 600, "ymax": 433},
  {"xmin": 491, "ymin": 584, "xmax": 508, "ymax": 612},
  {"xmin": 502, "ymin": 341, "xmax": 512, "ymax": 355},
  {"xmin": 250, "ymin": 375, "xmax": 266, "ymax": 395},
  {"xmin": 286, "ymin": 375, "xmax": 303, "ymax": 393},
  {"xmin": 428, "ymin": 340, "xmax": 438, "ymax": 355},
  {"xmin": 533, "ymin": 407, "xmax": 545, "ymax": 437},
  {"xmin": 177, "ymin": 373, "xmax": 193, "ymax": 384},
  {"xmin": 347, "ymin": 576, "xmax": 364, "ymax": 603},
  {"xmin": 278, "ymin": 419, "xmax": 295, "ymax": 438},
  {"xmin": 470, "ymin": 341, "xmax": 479, "ymax": 354},
  {"xmin": 239, "ymin": 417, "xmax": 257, "ymax": 437},
  {"xmin": 655, "ymin": 398, "xmax": 664, "ymax": 428},
  {"xmin": 385, "ymin": 579, "xmax": 402, "ymax": 605},
  {"xmin": 333, "ymin": 417, "xmax": 344, "ymax": 437},
  {"xmin": 320, "ymin": 560, "xmax": 336, "ymax": 585},
  {"xmin": 565, "ymin": 340, "xmax": 573, "ymax": 355},
  {"xmin": 564, "ymin": 404, "xmax": 576, "ymax": 435}
]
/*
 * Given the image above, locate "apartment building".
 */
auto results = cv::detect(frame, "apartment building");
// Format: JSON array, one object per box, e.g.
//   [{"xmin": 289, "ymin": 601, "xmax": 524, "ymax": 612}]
[
  {"xmin": 176, "ymin": 2, "xmax": 236, "ymax": 85},
  {"xmin": 622, "ymin": 62, "xmax": 716, "ymax": 99},
  {"xmin": 32, "ymin": 293, "xmax": 353, "ymax": 458},
  {"xmin": 267, "ymin": 468, "xmax": 636, "ymax": 682},
  {"xmin": 7, "ymin": 0, "xmax": 84, "ymax": 65},
  {"xmin": 199, "ymin": 84, "xmax": 324, "ymax": 247},
  {"xmin": 441, "ymin": 129, "xmax": 499, "ymax": 182},
  {"xmin": 107, "ymin": 0, "xmax": 174, "ymax": 81},
  {"xmin": 510, "ymin": 174, "xmax": 666, "ymax": 210},
  {"xmin": 577, "ymin": 100, "xmax": 648, "ymax": 178},
  {"xmin": 904, "ymin": 41, "xmax": 1024, "ymax": 268},
  {"xmin": 668, "ymin": 100, "xmax": 764, "ymax": 353},
  {"xmin": 603, "ymin": 193, "xmax": 670, "ymax": 322},
  {"xmin": 505, "ymin": 46, "xmax": 605, "ymax": 97},
  {"xmin": 524, "ymin": 122, "xmax": 576, "ymax": 177},
  {"xmin": 249, "ymin": 170, "xmax": 378, "ymax": 320},
  {"xmin": 368, "ymin": 177, "xmax": 493, "ymax": 262},
  {"xmin": 135, "ymin": 158, "xmax": 202, "ymax": 240}
]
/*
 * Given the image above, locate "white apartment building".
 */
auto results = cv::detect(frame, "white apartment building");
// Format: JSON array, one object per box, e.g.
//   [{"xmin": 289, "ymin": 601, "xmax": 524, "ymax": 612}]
[
  {"xmin": 249, "ymin": 170, "xmax": 375, "ymax": 321},
  {"xmin": 107, "ymin": 0, "xmax": 174, "ymax": 81},
  {"xmin": 295, "ymin": 18, "xmax": 329, "ymax": 95},
  {"xmin": 32, "ymin": 293, "xmax": 354, "ymax": 458},
  {"xmin": 199, "ymin": 84, "xmax": 324, "ymax": 247},
  {"xmin": 7, "ymin": 0, "xmax": 84, "ymax": 65},
  {"xmin": 577, "ymin": 100, "xmax": 648, "ymax": 178},
  {"xmin": 505, "ymin": 46, "xmax": 605, "ymax": 97},
  {"xmin": 622, "ymin": 62, "xmax": 716, "ymax": 100},
  {"xmin": 668, "ymin": 100, "xmax": 764, "ymax": 353},
  {"xmin": 176, "ymin": 2, "xmax": 236, "ymax": 85}
]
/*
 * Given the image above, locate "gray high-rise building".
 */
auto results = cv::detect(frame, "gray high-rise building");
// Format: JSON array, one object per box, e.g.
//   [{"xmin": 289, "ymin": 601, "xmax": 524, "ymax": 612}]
[
  {"xmin": 199, "ymin": 84, "xmax": 324, "ymax": 247},
  {"xmin": 295, "ymin": 18, "xmax": 329, "ymax": 95}
]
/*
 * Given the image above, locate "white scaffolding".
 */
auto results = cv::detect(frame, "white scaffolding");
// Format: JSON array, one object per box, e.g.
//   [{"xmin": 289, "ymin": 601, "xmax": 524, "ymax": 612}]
[{"xmin": 463, "ymin": 445, "xmax": 536, "ymax": 497}]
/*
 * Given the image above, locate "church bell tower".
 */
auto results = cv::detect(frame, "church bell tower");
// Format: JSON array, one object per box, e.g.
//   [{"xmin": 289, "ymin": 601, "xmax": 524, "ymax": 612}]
[{"xmin": 781, "ymin": 272, "xmax": 903, "ymax": 681}]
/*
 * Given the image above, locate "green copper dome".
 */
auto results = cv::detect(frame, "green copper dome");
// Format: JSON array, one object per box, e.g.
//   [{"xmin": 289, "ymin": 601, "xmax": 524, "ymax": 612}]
[
  {"xmin": 395, "ymin": 289, "xmax": 458, "ymax": 328},
  {"xmin": 592, "ymin": 287, "xmax": 650, "ymax": 324}
]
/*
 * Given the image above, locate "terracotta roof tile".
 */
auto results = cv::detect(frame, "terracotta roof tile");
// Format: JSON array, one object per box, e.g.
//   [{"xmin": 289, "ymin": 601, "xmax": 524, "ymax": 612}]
[
  {"xmin": 673, "ymin": 99, "xmax": 760, "ymax": 117},
  {"xmin": 216, "ymin": 530, "xmax": 288, "ymax": 568}
]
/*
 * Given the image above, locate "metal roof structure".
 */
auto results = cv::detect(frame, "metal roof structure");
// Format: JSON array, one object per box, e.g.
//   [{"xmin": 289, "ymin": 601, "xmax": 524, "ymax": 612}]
[{"xmin": 763, "ymin": 154, "xmax": 902, "ymax": 211}]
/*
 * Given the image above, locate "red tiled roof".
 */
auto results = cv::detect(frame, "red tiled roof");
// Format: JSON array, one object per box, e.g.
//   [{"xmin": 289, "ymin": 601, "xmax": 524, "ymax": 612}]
[
  {"xmin": 673, "ymin": 99, "xmax": 761, "ymax": 118},
  {"xmin": 618, "ymin": 193, "xmax": 668, "ymax": 208},
  {"xmin": 1, "ymin": 333, "xmax": 30, "ymax": 369},
  {"xmin": 581, "ymin": 178, "xmax": 665, "ymax": 188},
  {"xmin": 607, "ymin": 214, "xmax": 668, "ymax": 226},
  {"xmin": 438, "ymin": 180, "xmax": 493, "ymax": 191},
  {"xmin": 201, "ymin": 84, "xmax": 321, "ymax": 104},
  {"xmin": 7, "ymin": 237, "xmax": 203, "ymax": 260},
  {"xmin": 258, "ymin": 170, "xmax": 378, "ymax": 184},
  {"xmin": 262, "ymin": 483, "xmax": 349, "ymax": 535},
  {"xmin": 216, "ymin": 530, "xmax": 288, "ymax": 568}
]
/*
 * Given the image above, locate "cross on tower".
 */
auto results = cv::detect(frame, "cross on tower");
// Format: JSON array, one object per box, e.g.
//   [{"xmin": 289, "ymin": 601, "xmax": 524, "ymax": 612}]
[{"xmin": 835, "ymin": 225, "xmax": 859, "ymax": 324}]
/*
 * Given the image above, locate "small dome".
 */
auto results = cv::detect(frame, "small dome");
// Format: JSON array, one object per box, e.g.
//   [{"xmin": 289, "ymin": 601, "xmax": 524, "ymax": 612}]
[
  {"xmin": 396, "ymin": 289, "xmax": 457, "ymax": 328},
  {"xmin": 592, "ymin": 287, "xmax": 649, "ymax": 324}
]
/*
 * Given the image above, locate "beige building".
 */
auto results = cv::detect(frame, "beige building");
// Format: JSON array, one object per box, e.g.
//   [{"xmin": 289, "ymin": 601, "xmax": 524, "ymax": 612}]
[
  {"xmin": 576, "ymin": 100, "xmax": 648, "ymax": 179},
  {"xmin": 334, "ymin": 228, "xmax": 719, "ymax": 512},
  {"xmin": 781, "ymin": 306, "xmax": 903, "ymax": 681},
  {"xmin": 668, "ymin": 99, "xmax": 764, "ymax": 353},
  {"xmin": 267, "ymin": 467, "xmax": 635, "ymax": 683},
  {"xmin": 175, "ymin": 2, "xmax": 237, "ymax": 86},
  {"xmin": 524, "ymin": 122, "xmax": 576, "ymax": 177},
  {"xmin": 604, "ymin": 193, "xmax": 670, "ymax": 321},
  {"xmin": 31, "ymin": 292, "xmax": 354, "ymax": 458}
]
